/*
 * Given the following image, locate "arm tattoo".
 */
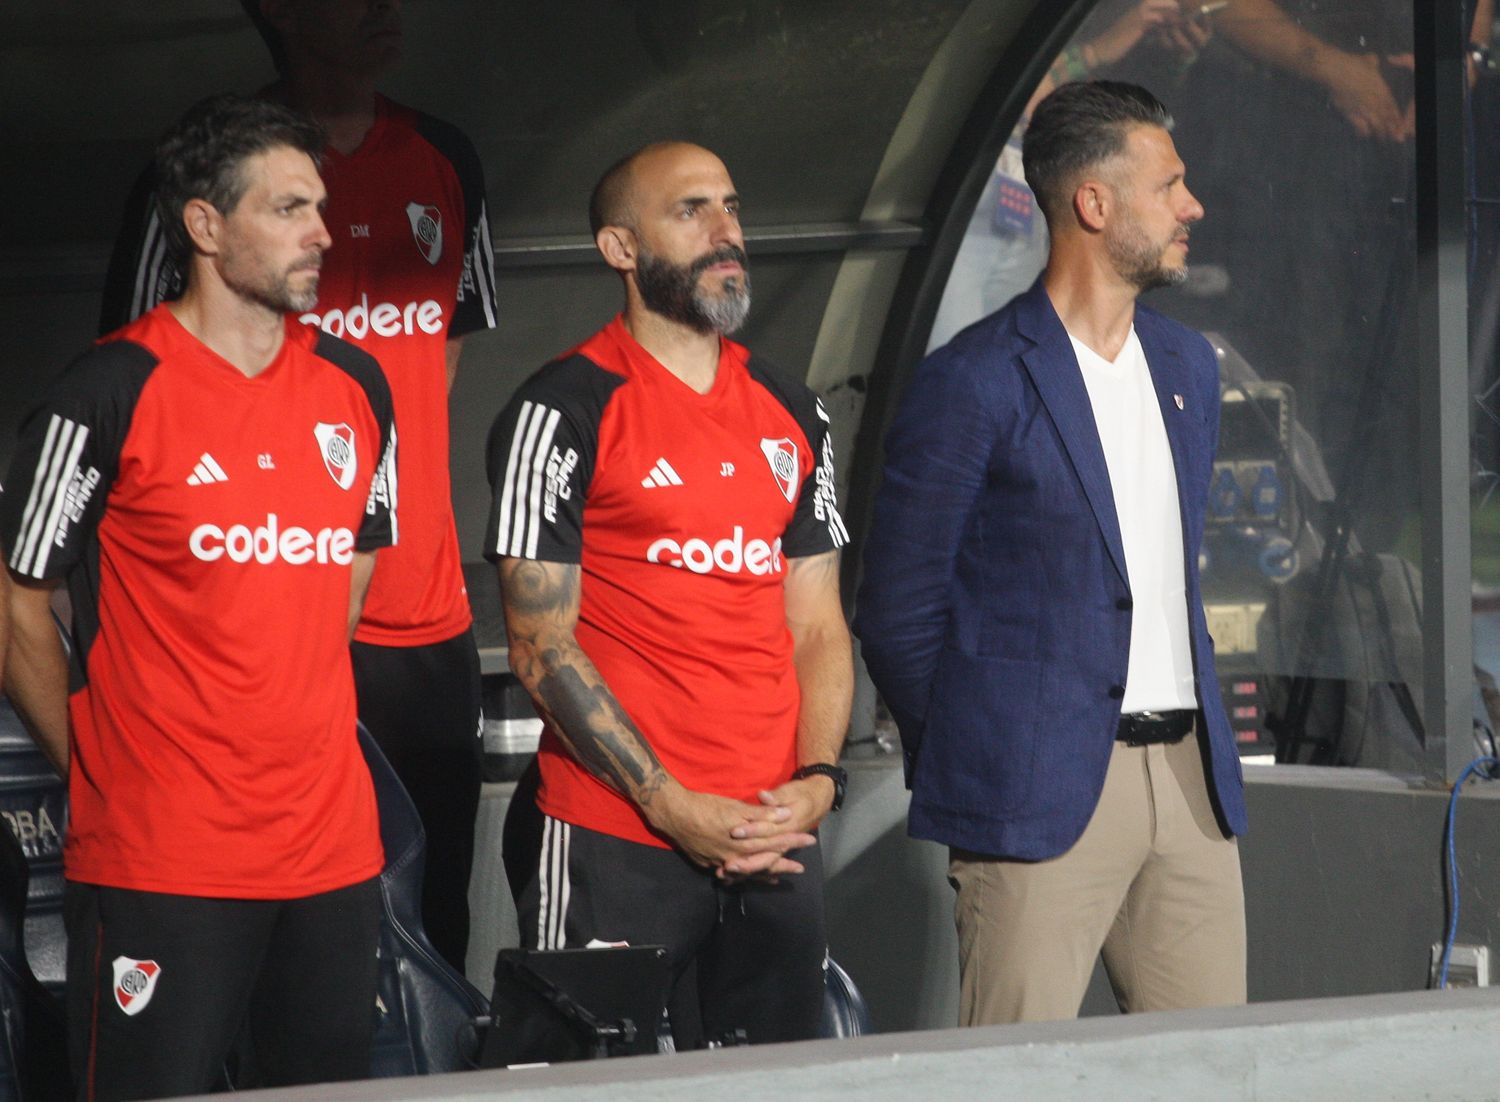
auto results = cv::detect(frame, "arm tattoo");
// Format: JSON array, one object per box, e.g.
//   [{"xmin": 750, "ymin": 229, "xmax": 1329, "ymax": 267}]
[
  {"xmin": 503, "ymin": 559, "xmax": 579, "ymax": 618},
  {"xmin": 501, "ymin": 558, "xmax": 670, "ymax": 806},
  {"xmin": 536, "ymin": 658, "xmax": 667, "ymax": 802}
]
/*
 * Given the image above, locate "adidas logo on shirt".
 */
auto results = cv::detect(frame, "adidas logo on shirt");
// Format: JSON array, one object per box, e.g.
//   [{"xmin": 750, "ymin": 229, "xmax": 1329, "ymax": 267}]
[
  {"xmin": 641, "ymin": 458, "xmax": 683, "ymax": 489},
  {"xmin": 186, "ymin": 454, "xmax": 228, "ymax": 486}
]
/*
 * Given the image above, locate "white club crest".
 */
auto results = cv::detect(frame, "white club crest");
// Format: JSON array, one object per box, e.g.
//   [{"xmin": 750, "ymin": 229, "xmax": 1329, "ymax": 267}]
[
  {"xmin": 759, "ymin": 437, "xmax": 799, "ymax": 503},
  {"xmin": 113, "ymin": 956, "xmax": 162, "ymax": 1016},
  {"xmin": 405, "ymin": 202, "xmax": 443, "ymax": 265},
  {"xmin": 315, "ymin": 422, "xmax": 358, "ymax": 490}
]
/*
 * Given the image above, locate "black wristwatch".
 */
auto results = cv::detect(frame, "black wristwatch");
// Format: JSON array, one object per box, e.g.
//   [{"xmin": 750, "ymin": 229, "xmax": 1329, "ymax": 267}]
[{"xmin": 792, "ymin": 763, "xmax": 848, "ymax": 812}]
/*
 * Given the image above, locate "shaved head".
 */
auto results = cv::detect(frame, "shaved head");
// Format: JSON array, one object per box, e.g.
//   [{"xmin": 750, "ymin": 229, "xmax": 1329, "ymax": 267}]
[{"xmin": 588, "ymin": 141, "xmax": 716, "ymax": 236}]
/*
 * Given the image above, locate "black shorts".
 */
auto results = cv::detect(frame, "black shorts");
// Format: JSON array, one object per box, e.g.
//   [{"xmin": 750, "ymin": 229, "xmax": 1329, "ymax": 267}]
[
  {"xmin": 351, "ymin": 628, "xmax": 482, "ymax": 971},
  {"xmin": 519, "ymin": 816, "xmax": 827, "ymax": 1049},
  {"xmin": 65, "ymin": 878, "xmax": 380, "ymax": 1101}
]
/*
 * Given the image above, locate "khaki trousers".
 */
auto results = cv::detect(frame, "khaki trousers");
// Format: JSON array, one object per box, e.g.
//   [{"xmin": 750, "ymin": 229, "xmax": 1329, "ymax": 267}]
[{"xmin": 950, "ymin": 732, "xmax": 1246, "ymax": 1025}]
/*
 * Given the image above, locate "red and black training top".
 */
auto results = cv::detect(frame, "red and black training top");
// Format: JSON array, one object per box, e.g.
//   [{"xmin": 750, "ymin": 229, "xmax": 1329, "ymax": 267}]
[
  {"xmin": 1, "ymin": 305, "xmax": 396, "ymax": 898},
  {"xmin": 484, "ymin": 317, "xmax": 847, "ymax": 847}
]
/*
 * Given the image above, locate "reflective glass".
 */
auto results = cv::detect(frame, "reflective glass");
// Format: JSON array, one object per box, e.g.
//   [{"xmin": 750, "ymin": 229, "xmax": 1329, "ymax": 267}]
[{"xmin": 929, "ymin": 0, "xmax": 1426, "ymax": 768}]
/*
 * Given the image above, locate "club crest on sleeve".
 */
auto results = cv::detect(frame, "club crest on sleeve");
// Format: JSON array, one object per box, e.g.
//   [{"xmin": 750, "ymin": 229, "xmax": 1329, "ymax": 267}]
[
  {"xmin": 405, "ymin": 202, "xmax": 443, "ymax": 265},
  {"xmin": 112, "ymin": 956, "xmax": 161, "ymax": 1016},
  {"xmin": 759, "ymin": 437, "xmax": 799, "ymax": 503},
  {"xmin": 314, "ymin": 422, "xmax": 358, "ymax": 491}
]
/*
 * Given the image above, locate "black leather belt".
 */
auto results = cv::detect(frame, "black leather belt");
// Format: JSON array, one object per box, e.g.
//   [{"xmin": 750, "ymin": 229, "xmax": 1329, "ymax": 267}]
[{"xmin": 1116, "ymin": 710, "xmax": 1195, "ymax": 746}]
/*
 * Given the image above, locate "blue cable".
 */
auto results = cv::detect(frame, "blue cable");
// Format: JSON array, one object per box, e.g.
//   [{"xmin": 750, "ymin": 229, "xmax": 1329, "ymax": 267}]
[{"xmin": 1439, "ymin": 755, "xmax": 1500, "ymax": 989}]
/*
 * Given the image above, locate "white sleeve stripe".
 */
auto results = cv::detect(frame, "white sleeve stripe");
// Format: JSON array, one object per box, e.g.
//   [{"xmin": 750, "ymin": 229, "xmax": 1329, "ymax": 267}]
[
  {"xmin": 383, "ymin": 425, "xmax": 399, "ymax": 545},
  {"xmin": 11, "ymin": 415, "xmax": 66, "ymax": 574},
  {"xmin": 522, "ymin": 410, "xmax": 561, "ymax": 558},
  {"xmin": 493, "ymin": 401, "xmax": 532, "ymax": 556},
  {"xmin": 495, "ymin": 402, "xmax": 561, "ymax": 558},
  {"xmin": 828, "ymin": 508, "xmax": 849, "ymax": 547},
  {"xmin": 472, "ymin": 201, "xmax": 498, "ymax": 329},
  {"xmin": 13, "ymin": 415, "xmax": 89, "ymax": 577}
]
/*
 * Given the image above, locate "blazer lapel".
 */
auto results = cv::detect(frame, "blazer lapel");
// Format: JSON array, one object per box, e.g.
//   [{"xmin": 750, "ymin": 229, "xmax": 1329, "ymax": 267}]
[{"xmin": 1015, "ymin": 286, "xmax": 1129, "ymax": 587}]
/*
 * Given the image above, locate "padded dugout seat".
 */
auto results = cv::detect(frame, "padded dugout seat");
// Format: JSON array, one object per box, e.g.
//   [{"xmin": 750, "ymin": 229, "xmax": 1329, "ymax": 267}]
[
  {"xmin": 0, "ymin": 708, "xmax": 64, "ymax": 1003},
  {"xmin": 0, "ymin": 700, "xmax": 69, "ymax": 1100},
  {"xmin": 359, "ymin": 725, "xmax": 489, "ymax": 1077}
]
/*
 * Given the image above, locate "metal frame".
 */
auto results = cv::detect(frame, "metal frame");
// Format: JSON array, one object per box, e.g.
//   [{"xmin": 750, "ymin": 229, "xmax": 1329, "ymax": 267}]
[{"xmin": 1416, "ymin": 0, "xmax": 1474, "ymax": 782}]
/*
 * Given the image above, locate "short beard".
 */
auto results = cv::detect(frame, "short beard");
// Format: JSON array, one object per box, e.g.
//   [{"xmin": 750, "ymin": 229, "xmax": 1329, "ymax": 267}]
[
  {"xmin": 222, "ymin": 252, "xmax": 322, "ymax": 314},
  {"xmin": 635, "ymin": 245, "xmax": 752, "ymax": 335},
  {"xmin": 1106, "ymin": 219, "xmax": 1188, "ymax": 292}
]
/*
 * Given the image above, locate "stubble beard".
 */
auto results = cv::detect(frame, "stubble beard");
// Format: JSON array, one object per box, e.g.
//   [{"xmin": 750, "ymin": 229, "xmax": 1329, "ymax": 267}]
[
  {"xmin": 222, "ymin": 249, "xmax": 322, "ymax": 315},
  {"xmin": 1106, "ymin": 217, "xmax": 1189, "ymax": 293}
]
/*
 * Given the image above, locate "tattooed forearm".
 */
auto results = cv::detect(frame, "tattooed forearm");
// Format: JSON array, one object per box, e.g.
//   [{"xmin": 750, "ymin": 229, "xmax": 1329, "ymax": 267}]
[
  {"xmin": 537, "ymin": 660, "xmax": 664, "ymax": 795},
  {"xmin": 500, "ymin": 556, "xmax": 672, "ymax": 809}
]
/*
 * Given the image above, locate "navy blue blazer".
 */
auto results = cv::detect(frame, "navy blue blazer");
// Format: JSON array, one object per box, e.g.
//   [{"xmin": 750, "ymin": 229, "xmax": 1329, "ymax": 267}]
[{"xmin": 855, "ymin": 282, "xmax": 1247, "ymax": 859}]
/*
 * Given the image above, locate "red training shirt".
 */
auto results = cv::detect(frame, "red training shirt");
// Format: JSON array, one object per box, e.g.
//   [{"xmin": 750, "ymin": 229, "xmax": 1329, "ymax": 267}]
[{"xmin": 0, "ymin": 307, "xmax": 396, "ymax": 897}]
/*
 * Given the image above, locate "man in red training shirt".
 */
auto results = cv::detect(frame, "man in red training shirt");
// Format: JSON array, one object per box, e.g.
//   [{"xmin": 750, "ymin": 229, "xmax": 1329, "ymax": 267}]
[
  {"xmin": 3, "ymin": 95, "xmax": 396, "ymax": 1099},
  {"xmin": 486, "ymin": 142, "xmax": 853, "ymax": 1048}
]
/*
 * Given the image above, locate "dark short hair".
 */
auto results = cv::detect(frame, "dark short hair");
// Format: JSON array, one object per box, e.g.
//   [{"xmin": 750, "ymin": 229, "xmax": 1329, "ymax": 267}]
[
  {"xmin": 589, "ymin": 149, "xmax": 643, "ymax": 238},
  {"xmin": 240, "ymin": 0, "xmax": 288, "ymax": 73},
  {"xmin": 153, "ymin": 94, "xmax": 325, "ymax": 270},
  {"xmin": 1022, "ymin": 80, "xmax": 1173, "ymax": 223}
]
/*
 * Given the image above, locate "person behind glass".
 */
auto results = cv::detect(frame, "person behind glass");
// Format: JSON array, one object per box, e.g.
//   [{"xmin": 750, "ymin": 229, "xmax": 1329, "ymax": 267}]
[
  {"xmin": 2, "ymin": 95, "xmax": 397, "ymax": 1099},
  {"xmin": 484, "ymin": 142, "xmax": 853, "ymax": 1048},
  {"xmin": 100, "ymin": 0, "xmax": 499, "ymax": 973},
  {"xmin": 856, "ymin": 81, "xmax": 1247, "ymax": 1025}
]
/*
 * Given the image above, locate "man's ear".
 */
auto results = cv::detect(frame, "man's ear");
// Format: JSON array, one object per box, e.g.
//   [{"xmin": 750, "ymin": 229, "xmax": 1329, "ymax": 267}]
[
  {"xmin": 182, "ymin": 198, "xmax": 223, "ymax": 258},
  {"xmin": 1073, "ymin": 179, "xmax": 1110, "ymax": 233},
  {"xmin": 596, "ymin": 225, "xmax": 638, "ymax": 273}
]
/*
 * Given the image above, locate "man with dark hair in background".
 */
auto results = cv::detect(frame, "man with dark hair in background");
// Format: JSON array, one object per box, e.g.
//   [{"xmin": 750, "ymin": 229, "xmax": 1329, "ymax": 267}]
[
  {"xmin": 486, "ymin": 142, "xmax": 852, "ymax": 1048},
  {"xmin": 857, "ymin": 81, "xmax": 1247, "ymax": 1025},
  {"xmin": 3, "ymin": 94, "xmax": 396, "ymax": 1099},
  {"xmin": 101, "ymin": 0, "xmax": 500, "ymax": 972}
]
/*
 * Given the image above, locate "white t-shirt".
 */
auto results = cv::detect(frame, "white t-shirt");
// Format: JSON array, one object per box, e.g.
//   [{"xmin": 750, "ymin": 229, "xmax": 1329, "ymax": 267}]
[{"xmin": 1069, "ymin": 326, "xmax": 1197, "ymax": 713}]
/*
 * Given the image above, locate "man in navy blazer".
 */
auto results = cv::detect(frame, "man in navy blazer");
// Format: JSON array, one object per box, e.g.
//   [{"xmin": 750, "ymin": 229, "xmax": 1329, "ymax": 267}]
[{"xmin": 856, "ymin": 81, "xmax": 1247, "ymax": 1025}]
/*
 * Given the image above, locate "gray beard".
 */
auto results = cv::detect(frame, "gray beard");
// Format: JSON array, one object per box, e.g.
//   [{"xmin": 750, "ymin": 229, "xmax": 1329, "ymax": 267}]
[{"xmin": 635, "ymin": 246, "xmax": 752, "ymax": 335}]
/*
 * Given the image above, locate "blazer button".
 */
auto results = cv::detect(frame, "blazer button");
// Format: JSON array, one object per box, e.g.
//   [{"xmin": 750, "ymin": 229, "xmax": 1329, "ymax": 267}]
[
  {"xmin": 1109, "ymin": 684, "xmax": 1125, "ymax": 699},
  {"xmin": 1116, "ymin": 597, "xmax": 1133, "ymax": 610}
]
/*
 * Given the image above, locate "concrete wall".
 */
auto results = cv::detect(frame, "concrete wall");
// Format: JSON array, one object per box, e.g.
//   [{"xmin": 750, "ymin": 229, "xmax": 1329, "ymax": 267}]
[{"xmin": 467, "ymin": 757, "xmax": 1500, "ymax": 1033}]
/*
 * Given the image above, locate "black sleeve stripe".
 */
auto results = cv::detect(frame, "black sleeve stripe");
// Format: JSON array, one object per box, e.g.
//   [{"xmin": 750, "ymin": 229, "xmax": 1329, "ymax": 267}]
[
  {"xmin": 367, "ymin": 421, "xmax": 398, "ymax": 547},
  {"xmin": 412, "ymin": 108, "xmax": 499, "ymax": 336},
  {"xmin": 468, "ymin": 197, "xmax": 499, "ymax": 331},
  {"xmin": 98, "ymin": 164, "xmax": 183, "ymax": 336},
  {"xmin": 311, "ymin": 332, "xmax": 398, "ymax": 548},
  {"xmin": 312, "ymin": 331, "xmax": 392, "ymax": 411},
  {"xmin": 745, "ymin": 358, "xmax": 848, "ymax": 551}
]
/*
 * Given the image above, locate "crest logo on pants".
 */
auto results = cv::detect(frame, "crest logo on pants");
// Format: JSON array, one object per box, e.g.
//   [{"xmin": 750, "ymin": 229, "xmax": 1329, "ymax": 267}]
[
  {"xmin": 315, "ymin": 422, "xmax": 358, "ymax": 490},
  {"xmin": 405, "ymin": 202, "xmax": 443, "ymax": 265},
  {"xmin": 759, "ymin": 437, "xmax": 799, "ymax": 503},
  {"xmin": 113, "ymin": 957, "xmax": 161, "ymax": 1016}
]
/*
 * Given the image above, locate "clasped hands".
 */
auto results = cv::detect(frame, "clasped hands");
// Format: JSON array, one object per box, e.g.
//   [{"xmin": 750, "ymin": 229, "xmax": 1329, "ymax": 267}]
[{"xmin": 649, "ymin": 776, "xmax": 836, "ymax": 882}]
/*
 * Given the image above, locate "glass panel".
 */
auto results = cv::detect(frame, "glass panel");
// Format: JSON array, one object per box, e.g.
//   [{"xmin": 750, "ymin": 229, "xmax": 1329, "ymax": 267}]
[
  {"xmin": 1468, "ymin": 6, "xmax": 1500, "ymax": 767},
  {"xmin": 927, "ymin": 0, "xmax": 1426, "ymax": 768}
]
